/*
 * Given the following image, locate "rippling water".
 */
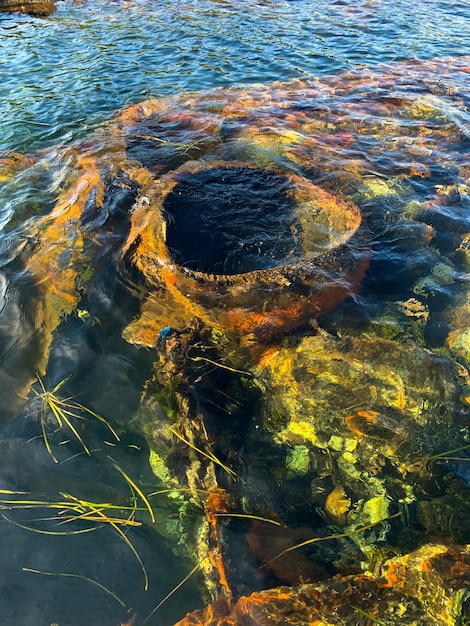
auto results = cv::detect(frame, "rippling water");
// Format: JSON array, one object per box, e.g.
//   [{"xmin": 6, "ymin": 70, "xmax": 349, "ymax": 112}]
[
  {"xmin": 1, "ymin": 0, "xmax": 469, "ymax": 154},
  {"xmin": 1, "ymin": 1, "xmax": 470, "ymax": 625}
]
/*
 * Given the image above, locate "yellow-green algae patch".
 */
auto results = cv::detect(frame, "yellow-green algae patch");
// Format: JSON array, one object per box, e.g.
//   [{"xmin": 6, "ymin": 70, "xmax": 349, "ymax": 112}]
[
  {"xmin": 256, "ymin": 328, "xmax": 468, "ymax": 548},
  {"xmin": 258, "ymin": 329, "xmax": 458, "ymax": 446}
]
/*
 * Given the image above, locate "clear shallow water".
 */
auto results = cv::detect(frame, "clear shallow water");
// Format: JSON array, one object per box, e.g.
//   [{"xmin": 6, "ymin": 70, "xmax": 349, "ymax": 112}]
[{"xmin": 0, "ymin": 2, "xmax": 470, "ymax": 626}]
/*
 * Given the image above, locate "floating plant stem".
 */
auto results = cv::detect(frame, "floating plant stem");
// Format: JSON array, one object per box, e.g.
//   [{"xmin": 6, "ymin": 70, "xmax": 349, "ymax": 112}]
[
  {"xmin": 75, "ymin": 402, "xmax": 121, "ymax": 441},
  {"xmin": 352, "ymin": 605, "xmax": 386, "ymax": 625},
  {"xmin": 25, "ymin": 121, "xmax": 54, "ymax": 127},
  {"xmin": 1, "ymin": 513, "xmax": 101, "ymax": 535},
  {"xmin": 429, "ymin": 456, "xmax": 470, "ymax": 462},
  {"xmin": 188, "ymin": 355, "xmax": 252, "ymax": 376},
  {"xmin": 169, "ymin": 426, "xmax": 237, "ymax": 478},
  {"xmin": 31, "ymin": 375, "xmax": 120, "ymax": 463},
  {"xmin": 425, "ymin": 443, "xmax": 470, "ymax": 463},
  {"xmin": 266, "ymin": 513, "xmax": 402, "ymax": 565},
  {"xmin": 147, "ymin": 487, "xmax": 213, "ymax": 498},
  {"xmin": 58, "ymin": 449, "xmax": 101, "ymax": 464},
  {"xmin": 211, "ymin": 513, "xmax": 284, "ymax": 526},
  {"xmin": 147, "ymin": 491, "xmax": 281, "ymax": 530},
  {"xmin": 131, "ymin": 134, "xmax": 205, "ymax": 156},
  {"xmin": 108, "ymin": 457, "xmax": 155, "ymax": 523},
  {"xmin": 64, "ymin": 492, "xmax": 149, "ymax": 591},
  {"xmin": 0, "ymin": 487, "xmax": 149, "ymax": 590},
  {"xmin": 141, "ymin": 562, "xmax": 201, "ymax": 626},
  {"xmin": 22, "ymin": 567, "xmax": 128, "ymax": 609}
]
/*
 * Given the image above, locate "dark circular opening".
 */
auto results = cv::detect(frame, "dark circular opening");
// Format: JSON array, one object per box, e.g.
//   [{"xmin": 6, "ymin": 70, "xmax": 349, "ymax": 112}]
[{"xmin": 163, "ymin": 167, "xmax": 303, "ymax": 275}]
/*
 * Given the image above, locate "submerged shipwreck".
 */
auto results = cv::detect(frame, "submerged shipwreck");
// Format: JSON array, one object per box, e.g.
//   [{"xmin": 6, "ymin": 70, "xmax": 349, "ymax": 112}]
[{"xmin": 1, "ymin": 55, "xmax": 470, "ymax": 624}]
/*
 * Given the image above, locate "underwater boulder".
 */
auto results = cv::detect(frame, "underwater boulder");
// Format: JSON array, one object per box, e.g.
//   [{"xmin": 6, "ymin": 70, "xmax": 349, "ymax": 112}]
[
  {"xmin": 256, "ymin": 329, "xmax": 469, "ymax": 547},
  {"xmin": 174, "ymin": 543, "xmax": 470, "ymax": 626},
  {"xmin": 0, "ymin": 0, "xmax": 54, "ymax": 14},
  {"xmin": 17, "ymin": 55, "xmax": 470, "ymax": 358},
  {"xmin": 3, "ymin": 56, "xmax": 470, "ymax": 615}
]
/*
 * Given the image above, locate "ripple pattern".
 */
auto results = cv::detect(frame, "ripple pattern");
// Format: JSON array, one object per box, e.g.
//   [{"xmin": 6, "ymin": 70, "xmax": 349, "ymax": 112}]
[{"xmin": 0, "ymin": 0, "xmax": 469, "ymax": 152}]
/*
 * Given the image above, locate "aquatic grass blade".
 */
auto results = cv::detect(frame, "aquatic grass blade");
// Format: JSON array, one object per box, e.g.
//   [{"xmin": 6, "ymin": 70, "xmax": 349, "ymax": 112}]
[
  {"xmin": 40, "ymin": 413, "xmax": 58, "ymax": 463},
  {"xmin": 2, "ymin": 513, "xmax": 100, "ymax": 535},
  {"xmin": 109, "ymin": 458, "xmax": 155, "ymax": 523},
  {"xmin": 66, "ymin": 495, "xmax": 149, "ymax": 591},
  {"xmin": 76, "ymin": 402, "xmax": 121, "ymax": 441},
  {"xmin": 189, "ymin": 355, "xmax": 252, "ymax": 376},
  {"xmin": 50, "ymin": 403, "xmax": 91, "ymax": 456},
  {"xmin": 23, "ymin": 567, "xmax": 129, "ymax": 609},
  {"xmin": 141, "ymin": 563, "xmax": 201, "ymax": 626},
  {"xmin": 211, "ymin": 513, "xmax": 283, "ymax": 526},
  {"xmin": 426, "ymin": 443, "xmax": 470, "ymax": 462},
  {"xmin": 31, "ymin": 374, "xmax": 119, "ymax": 461},
  {"xmin": 352, "ymin": 605, "xmax": 386, "ymax": 625},
  {"xmin": 267, "ymin": 513, "xmax": 402, "ymax": 564},
  {"xmin": 169, "ymin": 427, "xmax": 237, "ymax": 478}
]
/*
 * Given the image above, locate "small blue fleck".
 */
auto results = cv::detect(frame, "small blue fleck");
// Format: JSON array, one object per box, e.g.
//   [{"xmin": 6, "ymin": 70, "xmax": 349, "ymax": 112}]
[{"xmin": 159, "ymin": 326, "xmax": 172, "ymax": 340}]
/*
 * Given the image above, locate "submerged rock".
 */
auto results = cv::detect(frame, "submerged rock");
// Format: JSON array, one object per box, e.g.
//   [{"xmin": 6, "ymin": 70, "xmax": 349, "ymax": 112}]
[
  {"xmin": 175, "ymin": 543, "xmax": 470, "ymax": 626},
  {"xmin": 256, "ymin": 330, "xmax": 469, "ymax": 548},
  {"xmin": 0, "ymin": 0, "xmax": 54, "ymax": 14}
]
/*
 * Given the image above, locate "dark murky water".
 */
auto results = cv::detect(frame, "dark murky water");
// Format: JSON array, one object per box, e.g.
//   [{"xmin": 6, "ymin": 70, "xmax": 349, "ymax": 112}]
[
  {"xmin": 164, "ymin": 167, "xmax": 301, "ymax": 274},
  {"xmin": 1, "ymin": 1, "xmax": 470, "ymax": 625}
]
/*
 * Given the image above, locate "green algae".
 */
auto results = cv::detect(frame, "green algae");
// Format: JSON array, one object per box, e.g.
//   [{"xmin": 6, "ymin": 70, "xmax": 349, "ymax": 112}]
[{"xmin": 285, "ymin": 445, "xmax": 311, "ymax": 477}]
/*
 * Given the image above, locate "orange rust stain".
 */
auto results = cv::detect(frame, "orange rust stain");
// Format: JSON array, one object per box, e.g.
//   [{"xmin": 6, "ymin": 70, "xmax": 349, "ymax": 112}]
[
  {"xmin": 206, "ymin": 489, "xmax": 231, "ymax": 516},
  {"xmin": 345, "ymin": 409, "xmax": 381, "ymax": 437},
  {"xmin": 419, "ymin": 557, "xmax": 435, "ymax": 573},
  {"xmin": 236, "ymin": 589, "xmax": 295, "ymax": 618},
  {"xmin": 378, "ymin": 562, "xmax": 404, "ymax": 589},
  {"xmin": 224, "ymin": 300, "xmax": 308, "ymax": 338},
  {"xmin": 113, "ymin": 98, "xmax": 166, "ymax": 127},
  {"xmin": 423, "ymin": 224, "xmax": 435, "ymax": 243},
  {"xmin": 0, "ymin": 152, "xmax": 36, "ymax": 181},
  {"xmin": 26, "ymin": 165, "xmax": 105, "ymax": 371},
  {"xmin": 410, "ymin": 162, "xmax": 431, "ymax": 178},
  {"xmin": 28, "ymin": 168, "xmax": 102, "ymax": 305},
  {"xmin": 164, "ymin": 276, "xmax": 218, "ymax": 329},
  {"xmin": 257, "ymin": 345, "xmax": 281, "ymax": 368},
  {"xmin": 161, "ymin": 266, "xmax": 178, "ymax": 287},
  {"xmin": 205, "ymin": 489, "xmax": 233, "ymax": 605},
  {"xmin": 174, "ymin": 601, "xmax": 235, "ymax": 626}
]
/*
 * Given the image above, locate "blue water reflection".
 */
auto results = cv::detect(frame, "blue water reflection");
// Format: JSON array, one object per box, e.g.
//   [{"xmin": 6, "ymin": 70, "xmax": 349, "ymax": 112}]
[{"xmin": 1, "ymin": 0, "xmax": 469, "ymax": 152}]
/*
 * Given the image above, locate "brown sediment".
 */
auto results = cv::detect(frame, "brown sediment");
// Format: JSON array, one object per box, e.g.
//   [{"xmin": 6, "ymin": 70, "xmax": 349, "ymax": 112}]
[{"xmin": 245, "ymin": 520, "xmax": 329, "ymax": 585}]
